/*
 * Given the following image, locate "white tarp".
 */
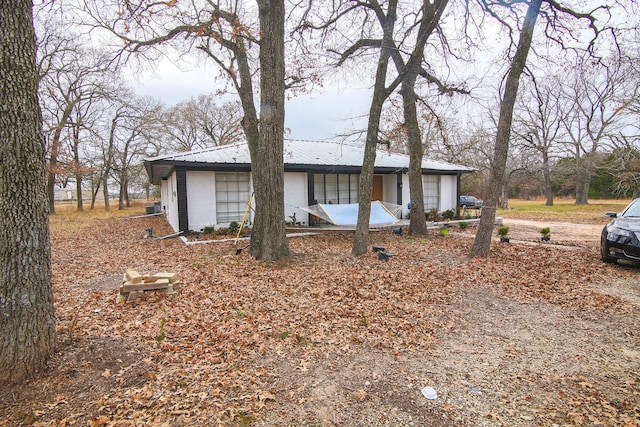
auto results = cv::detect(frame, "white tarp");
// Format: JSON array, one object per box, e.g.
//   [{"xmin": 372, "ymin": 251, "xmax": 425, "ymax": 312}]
[{"xmin": 301, "ymin": 201, "xmax": 400, "ymax": 226}]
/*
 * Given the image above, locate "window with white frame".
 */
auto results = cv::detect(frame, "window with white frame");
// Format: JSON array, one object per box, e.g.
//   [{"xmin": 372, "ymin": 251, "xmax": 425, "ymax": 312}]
[
  {"xmin": 215, "ymin": 172, "xmax": 250, "ymax": 223},
  {"xmin": 422, "ymin": 175, "xmax": 440, "ymax": 210},
  {"xmin": 314, "ymin": 173, "xmax": 359, "ymax": 204}
]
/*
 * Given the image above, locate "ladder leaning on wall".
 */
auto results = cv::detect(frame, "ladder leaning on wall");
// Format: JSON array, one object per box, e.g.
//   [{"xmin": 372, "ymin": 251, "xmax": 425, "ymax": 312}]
[{"xmin": 234, "ymin": 193, "xmax": 254, "ymax": 254}]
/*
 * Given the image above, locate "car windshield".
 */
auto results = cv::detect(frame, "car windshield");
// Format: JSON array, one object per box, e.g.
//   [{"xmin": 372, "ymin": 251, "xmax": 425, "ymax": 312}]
[{"xmin": 622, "ymin": 200, "xmax": 640, "ymax": 218}]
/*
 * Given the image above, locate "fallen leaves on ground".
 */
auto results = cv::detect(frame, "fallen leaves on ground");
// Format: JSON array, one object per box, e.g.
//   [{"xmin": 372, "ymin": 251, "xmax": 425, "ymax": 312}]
[{"xmin": 0, "ymin": 212, "xmax": 638, "ymax": 426}]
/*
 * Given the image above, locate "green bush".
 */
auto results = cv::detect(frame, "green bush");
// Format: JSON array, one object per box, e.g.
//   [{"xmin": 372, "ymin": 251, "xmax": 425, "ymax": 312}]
[
  {"xmin": 459, "ymin": 221, "xmax": 469, "ymax": 230},
  {"xmin": 228, "ymin": 221, "xmax": 240, "ymax": 234},
  {"xmin": 442, "ymin": 209, "xmax": 455, "ymax": 220},
  {"xmin": 203, "ymin": 226, "xmax": 215, "ymax": 234},
  {"xmin": 497, "ymin": 226, "xmax": 509, "ymax": 237}
]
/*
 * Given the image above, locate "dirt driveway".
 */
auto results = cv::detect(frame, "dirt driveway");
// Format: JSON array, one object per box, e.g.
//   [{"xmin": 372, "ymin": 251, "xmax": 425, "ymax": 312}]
[
  {"xmin": 501, "ymin": 218, "xmax": 604, "ymax": 244},
  {"xmin": 256, "ymin": 219, "xmax": 640, "ymax": 426}
]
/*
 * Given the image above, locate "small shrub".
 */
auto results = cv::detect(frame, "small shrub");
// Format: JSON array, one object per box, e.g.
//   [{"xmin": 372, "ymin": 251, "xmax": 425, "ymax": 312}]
[
  {"xmin": 203, "ymin": 225, "xmax": 215, "ymax": 234},
  {"xmin": 228, "ymin": 221, "xmax": 240, "ymax": 234},
  {"xmin": 442, "ymin": 209, "xmax": 455, "ymax": 220},
  {"xmin": 497, "ymin": 226, "xmax": 510, "ymax": 237},
  {"xmin": 427, "ymin": 208, "xmax": 439, "ymax": 222},
  {"xmin": 459, "ymin": 221, "xmax": 469, "ymax": 230},
  {"xmin": 540, "ymin": 226, "xmax": 551, "ymax": 241},
  {"xmin": 439, "ymin": 227, "xmax": 449, "ymax": 237}
]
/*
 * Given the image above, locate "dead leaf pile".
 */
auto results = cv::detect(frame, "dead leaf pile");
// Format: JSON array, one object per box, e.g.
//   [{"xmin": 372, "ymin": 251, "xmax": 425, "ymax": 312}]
[{"xmin": 0, "ymin": 213, "xmax": 638, "ymax": 426}]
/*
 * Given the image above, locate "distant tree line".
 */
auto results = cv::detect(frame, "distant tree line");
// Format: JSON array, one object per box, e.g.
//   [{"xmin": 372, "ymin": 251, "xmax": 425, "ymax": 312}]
[{"xmin": 35, "ymin": 4, "xmax": 244, "ymax": 213}]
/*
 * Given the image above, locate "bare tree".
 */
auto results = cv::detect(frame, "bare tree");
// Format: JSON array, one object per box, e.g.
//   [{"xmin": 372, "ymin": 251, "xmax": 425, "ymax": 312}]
[
  {"xmin": 561, "ymin": 53, "xmax": 639, "ymax": 204},
  {"xmin": 0, "ymin": 0, "xmax": 56, "ymax": 384},
  {"xmin": 36, "ymin": 16, "xmax": 113, "ymax": 213},
  {"xmin": 470, "ymin": 0, "xmax": 542, "ymax": 258},
  {"xmin": 349, "ymin": 0, "xmax": 399, "ymax": 256},
  {"xmin": 82, "ymin": 0, "xmax": 294, "ymax": 260},
  {"xmin": 396, "ymin": 0, "xmax": 457, "ymax": 237},
  {"xmin": 108, "ymin": 96, "xmax": 163, "ymax": 209},
  {"xmin": 513, "ymin": 74, "xmax": 567, "ymax": 206},
  {"xmin": 469, "ymin": 0, "xmax": 609, "ymax": 258},
  {"xmin": 165, "ymin": 95, "xmax": 243, "ymax": 151}
]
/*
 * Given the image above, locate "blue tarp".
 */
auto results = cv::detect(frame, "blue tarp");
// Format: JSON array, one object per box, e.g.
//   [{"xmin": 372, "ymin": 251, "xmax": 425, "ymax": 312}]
[{"xmin": 306, "ymin": 201, "xmax": 399, "ymax": 226}]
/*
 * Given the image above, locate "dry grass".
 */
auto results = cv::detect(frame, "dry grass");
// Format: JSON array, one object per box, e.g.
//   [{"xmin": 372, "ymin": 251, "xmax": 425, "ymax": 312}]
[
  {"xmin": 498, "ymin": 198, "xmax": 632, "ymax": 223},
  {"xmin": 49, "ymin": 201, "xmax": 152, "ymax": 235}
]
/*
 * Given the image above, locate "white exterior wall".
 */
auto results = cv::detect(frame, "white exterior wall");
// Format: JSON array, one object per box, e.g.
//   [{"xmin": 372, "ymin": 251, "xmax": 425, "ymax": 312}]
[
  {"xmin": 382, "ymin": 174, "xmax": 398, "ymax": 204},
  {"xmin": 440, "ymin": 175, "xmax": 457, "ymax": 211},
  {"xmin": 161, "ymin": 173, "xmax": 180, "ymax": 232},
  {"xmin": 284, "ymin": 172, "xmax": 308, "ymax": 225},
  {"xmin": 186, "ymin": 171, "xmax": 217, "ymax": 232},
  {"xmin": 159, "ymin": 168, "xmax": 460, "ymax": 233},
  {"xmin": 399, "ymin": 173, "xmax": 458, "ymax": 217},
  {"xmin": 401, "ymin": 173, "xmax": 410, "ymax": 218}
]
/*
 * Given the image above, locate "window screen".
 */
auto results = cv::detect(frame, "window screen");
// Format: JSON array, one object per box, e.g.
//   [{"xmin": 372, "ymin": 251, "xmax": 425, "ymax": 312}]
[
  {"xmin": 216, "ymin": 172, "xmax": 250, "ymax": 223},
  {"xmin": 422, "ymin": 175, "xmax": 440, "ymax": 210}
]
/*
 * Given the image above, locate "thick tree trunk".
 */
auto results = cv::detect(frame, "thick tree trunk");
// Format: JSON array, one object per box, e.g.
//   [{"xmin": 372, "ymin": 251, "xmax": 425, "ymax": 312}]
[
  {"xmin": 575, "ymin": 154, "xmax": 592, "ymax": 204},
  {"xmin": 352, "ymin": 0, "xmax": 398, "ymax": 256},
  {"xmin": 75, "ymin": 175, "xmax": 84, "ymax": 211},
  {"xmin": 500, "ymin": 176, "xmax": 509, "ymax": 209},
  {"xmin": 118, "ymin": 175, "xmax": 126, "ymax": 210},
  {"xmin": 103, "ymin": 176, "xmax": 110, "ymax": 210},
  {"xmin": 250, "ymin": 0, "xmax": 290, "ymax": 261},
  {"xmin": 405, "ymin": 86, "xmax": 428, "ymax": 236},
  {"xmin": 72, "ymin": 126, "xmax": 84, "ymax": 211},
  {"xmin": 574, "ymin": 149, "xmax": 586, "ymax": 204},
  {"xmin": 46, "ymin": 100, "xmax": 76, "ymax": 214},
  {"xmin": 0, "ymin": 0, "xmax": 57, "ymax": 384},
  {"xmin": 90, "ymin": 178, "xmax": 100, "ymax": 209},
  {"xmin": 542, "ymin": 151, "xmax": 553, "ymax": 206},
  {"xmin": 470, "ymin": 0, "xmax": 542, "ymax": 258}
]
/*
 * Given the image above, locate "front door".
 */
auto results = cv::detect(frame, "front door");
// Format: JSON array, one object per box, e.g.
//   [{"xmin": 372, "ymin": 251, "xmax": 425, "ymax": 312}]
[{"xmin": 372, "ymin": 175, "xmax": 383, "ymax": 201}]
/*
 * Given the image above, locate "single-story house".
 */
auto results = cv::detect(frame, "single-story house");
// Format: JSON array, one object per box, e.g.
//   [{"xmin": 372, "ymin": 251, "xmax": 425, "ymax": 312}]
[{"xmin": 144, "ymin": 139, "xmax": 474, "ymax": 233}]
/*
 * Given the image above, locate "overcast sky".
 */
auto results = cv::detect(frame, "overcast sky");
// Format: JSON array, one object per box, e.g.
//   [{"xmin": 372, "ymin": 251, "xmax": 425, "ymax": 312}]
[{"xmin": 133, "ymin": 59, "xmax": 372, "ymax": 141}]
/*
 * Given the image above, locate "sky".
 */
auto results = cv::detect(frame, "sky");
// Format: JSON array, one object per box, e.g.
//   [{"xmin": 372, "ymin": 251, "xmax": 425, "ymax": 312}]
[{"xmin": 133, "ymin": 59, "xmax": 372, "ymax": 141}]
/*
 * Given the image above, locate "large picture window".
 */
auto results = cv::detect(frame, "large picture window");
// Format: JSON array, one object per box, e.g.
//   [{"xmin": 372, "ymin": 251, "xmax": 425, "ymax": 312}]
[
  {"xmin": 314, "ymin": 173, "xmax": 359, "ymax": 204},
  {"xmin": 216, "ymin": 172, "xmax": 250, "ymax": 223},
  {"xmin": 422, "ymin": 175, "xmax": 440, "ymax": 210}
]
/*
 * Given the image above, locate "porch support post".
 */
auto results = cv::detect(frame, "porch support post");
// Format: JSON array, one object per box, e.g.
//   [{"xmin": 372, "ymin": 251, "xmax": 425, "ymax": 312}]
[
  {"xmin": 307, "ymin": 171, "xmax": 315, "ymax": 225},
  {"xmin": 396, "ymin": 172, "xmax": 403, "ymax": 206},
  {"xmin": 176, "ymin": 167, "xmax": 189, "ymax": 233}
]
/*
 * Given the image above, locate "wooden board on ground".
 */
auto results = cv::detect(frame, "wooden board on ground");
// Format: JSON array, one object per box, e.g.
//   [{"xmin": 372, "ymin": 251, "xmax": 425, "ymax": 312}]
[{"xmin": 118, "ymin": 269, "xmax": 179, "ymax": 303}]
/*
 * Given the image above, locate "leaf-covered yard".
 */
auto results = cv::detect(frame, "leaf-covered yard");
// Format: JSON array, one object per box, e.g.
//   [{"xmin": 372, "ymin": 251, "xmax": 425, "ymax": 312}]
[{"xmin": 1, "ymin": 207, "xmax": 639, "ymax": 426}]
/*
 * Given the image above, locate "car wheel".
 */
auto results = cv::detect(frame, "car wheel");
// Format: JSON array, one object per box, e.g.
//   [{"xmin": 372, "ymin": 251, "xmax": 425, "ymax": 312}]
[{"xmin": 600, "ymin": 235, "xmax": 616, "ymax": 264}]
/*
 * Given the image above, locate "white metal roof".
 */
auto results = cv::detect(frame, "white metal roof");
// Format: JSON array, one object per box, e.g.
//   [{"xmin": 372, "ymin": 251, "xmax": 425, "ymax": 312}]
[{"xmin": 146, "ymin": 139, "xmax": 473, "ymax": 172}]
